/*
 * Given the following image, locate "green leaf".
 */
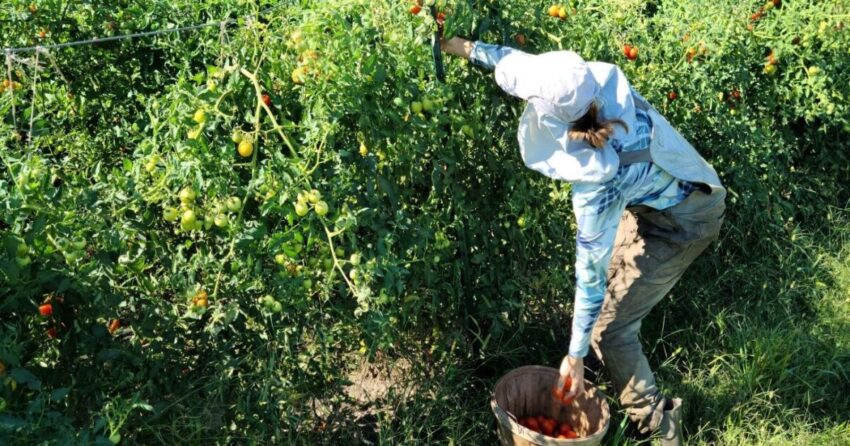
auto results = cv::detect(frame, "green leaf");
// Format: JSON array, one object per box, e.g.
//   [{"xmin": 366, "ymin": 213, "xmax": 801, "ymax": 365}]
[{"xmin": 10, "ymin": 368, "xmax": 41, "ymax": 390}]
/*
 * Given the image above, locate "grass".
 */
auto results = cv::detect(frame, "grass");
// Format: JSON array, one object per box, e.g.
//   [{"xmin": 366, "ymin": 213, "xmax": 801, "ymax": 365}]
[{"xmin": 302, "ymin": 208, "xmax": 850, "ymax": 446}]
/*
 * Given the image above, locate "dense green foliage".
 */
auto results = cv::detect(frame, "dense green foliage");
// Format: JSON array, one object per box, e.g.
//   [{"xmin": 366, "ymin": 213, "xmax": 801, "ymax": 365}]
[{"xmin": 1, "ymin": 0, "xmax": 849, "ymax": 444}]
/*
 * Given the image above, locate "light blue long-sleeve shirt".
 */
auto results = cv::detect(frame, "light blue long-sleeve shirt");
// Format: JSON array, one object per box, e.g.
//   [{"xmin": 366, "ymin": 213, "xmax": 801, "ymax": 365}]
[{"xmin": 470, "ymin": 42, "xmax": 695, "ymax": 357}]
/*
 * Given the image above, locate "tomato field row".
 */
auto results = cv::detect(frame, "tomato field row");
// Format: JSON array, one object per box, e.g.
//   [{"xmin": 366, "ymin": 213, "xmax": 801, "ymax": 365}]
[{"xmin": 1, "ymin": 0, "xmax": 849, "ymax": 444}]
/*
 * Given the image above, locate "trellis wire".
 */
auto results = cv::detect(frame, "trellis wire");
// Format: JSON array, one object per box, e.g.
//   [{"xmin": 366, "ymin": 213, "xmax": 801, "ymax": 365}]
[{"xmin": 2, "ymin": 2, "xmax": 286, "ymax": 54}]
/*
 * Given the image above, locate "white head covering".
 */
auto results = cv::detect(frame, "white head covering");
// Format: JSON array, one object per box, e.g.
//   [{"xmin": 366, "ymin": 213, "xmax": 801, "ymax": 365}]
[{"xmin": 493, "ymin": 51, "xmax": 639, "ymax": 184}]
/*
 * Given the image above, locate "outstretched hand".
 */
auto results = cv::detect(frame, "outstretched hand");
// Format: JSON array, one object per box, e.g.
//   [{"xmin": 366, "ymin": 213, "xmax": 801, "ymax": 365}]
[
  {"xmin": 555, "ymin": 354, "xmax": 585, "ymax": 404},
  {"xmin": 439, "ymin": 36, "xmax": 474, "ymax": 59}
]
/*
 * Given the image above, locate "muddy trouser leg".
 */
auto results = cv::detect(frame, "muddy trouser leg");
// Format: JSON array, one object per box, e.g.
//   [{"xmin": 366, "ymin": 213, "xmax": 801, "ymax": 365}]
[{"xmin": 589, "ymin": 187, "xmax": 726, "ymax": 434}]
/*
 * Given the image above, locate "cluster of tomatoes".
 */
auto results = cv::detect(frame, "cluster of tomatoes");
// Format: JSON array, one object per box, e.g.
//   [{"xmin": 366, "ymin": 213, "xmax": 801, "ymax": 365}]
[
  {"xmin": 684, "ymin": 36, "xmax": 709, "ymax": 64},
  {"xmin": 0, "ymin": 79, "xmax": 23, "ymax": 94},
  {"xmin": 547, "ymin": 4, "xmax": 572, "ymax": 20},
  {"xmin": 35, "ymin": 294, "xmax": 67, "ymax": 339},
  {"xmin": 191, "ymin": 289, "xmax": 209, "ymax": 310},
  {"xmin": 622, "ymin": 44, "xmax": 639, "ymax": 61},
  {"xmin": 764, "ymin": 49, "xmax": 779, "ymax": 75},
  {"xmin": 517, "ymin": 415, "xmax": 580, "ymax": 439},
  {"xmin": 162, "ymin": 186, "xmax": 242, "ymax": 232},
  {"xmin": 749, "ymin": 0, "xmax": 781, "ymax": 31},
  {"xmin": 231, "ymin": 129, "xmax": 255, "ymax": 158},
  {"xmin": 408, "ymin": 0, "xmax": 447, "ymax": 25},
  {"xmin": 288, "ymin": 31, "xmax": 321, "ymax": 85},
  {"xmin": 294, "ymin": 188, "xmax": 329, "ymax": 217}
]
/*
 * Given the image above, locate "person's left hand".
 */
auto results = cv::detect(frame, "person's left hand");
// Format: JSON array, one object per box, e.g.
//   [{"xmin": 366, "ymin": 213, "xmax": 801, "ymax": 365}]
[{"xmin": 555, "ymin": 354, "xmax": 585, "ymax": 404}]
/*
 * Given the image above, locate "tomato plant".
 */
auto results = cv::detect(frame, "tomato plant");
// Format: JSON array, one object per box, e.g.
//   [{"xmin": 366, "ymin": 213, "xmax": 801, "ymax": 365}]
[{"xmin": 0, "ymin": 0, "xmax": 848, "ymax": 444}]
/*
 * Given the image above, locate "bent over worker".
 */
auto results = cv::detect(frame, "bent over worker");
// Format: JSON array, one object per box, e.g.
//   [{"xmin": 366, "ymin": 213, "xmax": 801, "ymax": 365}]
[{"xmin": 440, "ymin": 37, "xmax": 726, "ymax": 445}]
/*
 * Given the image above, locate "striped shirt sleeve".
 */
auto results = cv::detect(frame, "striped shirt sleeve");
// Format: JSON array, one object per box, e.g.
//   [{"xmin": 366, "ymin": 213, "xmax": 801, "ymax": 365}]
[
  {"xmin": 468, "ymin": 41, "xmax": 521, "ymax": 71},
  {"xmin": 568, "ymin": 187, "xmax": 627, "ymax": 357}
]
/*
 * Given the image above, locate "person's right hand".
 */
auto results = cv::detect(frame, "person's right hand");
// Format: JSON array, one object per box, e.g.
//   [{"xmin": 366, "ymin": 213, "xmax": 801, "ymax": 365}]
[
  {"xmin": 440, "ymin": 36, "xmax": 473, "ymax": 59},
  {"xmin": 555, "ymin": 354, "xmax": 585, "ymax": 404}
]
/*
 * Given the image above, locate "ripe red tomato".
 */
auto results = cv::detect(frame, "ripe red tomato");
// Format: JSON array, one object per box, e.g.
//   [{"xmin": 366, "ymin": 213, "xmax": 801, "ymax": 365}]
[
  {"xmin": 623, "ymin": 44, "xmax": 631, "ymax": 58},
  {"xmin": 668, "ymin": 91, "xmax": 678, "ymax": 101},
  {"xmin": 526, "ymin": 417, "xmax": 540, "ymax": 432},
  {"xmin": 515, "ymin": 34, "xmax": 526, "ymax": 45},
  {"xmin": 47, "ymin": 327, "xmax": 58, "ymax": 339},
  {"xmin": 39, "ymin": 303, "xmax": 53, "ymax": 317},
  {"xmin": 409, "ymin": 5, "xmax": 421, "ymax": 14},
  {"xmin": 541, "ymin": 418, "xmax": 556, "ymax": 436},
  {"xmin": 262, "ymin": 94, "xmax": 272, "ymax": 108},
  {"xmin": 628, "ymin": 46, "xmax": 639, "ymax": 60},
  {"xmin": 559, "ymin": 422, "xmax": 575, "ymax": 435},
  {"xmin": 108, "ymin": 319, "xmax": 121, "ymax": 334},
  {"xmin": 436, "ymin": 12, "xmax": 446, "ymax": 26},
  {"xmin": 772, "ymin": 0, "xmax": 781, "ymax": 6},
  {"xmin": 553, "ymin": 387, "xmax": 564, "ymax": 399}
]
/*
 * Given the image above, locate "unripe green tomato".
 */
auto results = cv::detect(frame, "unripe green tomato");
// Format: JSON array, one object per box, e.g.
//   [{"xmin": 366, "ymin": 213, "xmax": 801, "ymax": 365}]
[
  {"xmin": 275, "ymin": 253, "xmax": 287, "ymax": 265},
  {"xmin": 349, "ymin": 253, "xmax": 361, "ymax": 266},
  {"xmin": 314, "ymin": 201, "xmax": 329, "ymax": 216},
  {"xmin": 145, "ymin": 155, "xmax": 159, "ymax": 173},
  {"xmin": 163, "ymin": 207, "xmax": 179, "ymax": 222},
  {"xmin": 335, "ymin": 247, "xmax": 345, "ymax": 258},
  {"xmin": 271, "ymin": 301, "xmax": 283, "ymax": 313},
  {"xmin": 807, "ymin": 66, "xmax": 820, "ymax": 76},
  {"xmin": 302, "ymin": 279, "xmax": 313, "ymax": 290},
  {"xmin": 16, "ymin": 256, "xmax": 32, "ymax": 267},
  {"xmin": 422, "ymin": 98, "xmax": 435, "ymax": 112},
  {"xmin": 517, "ymin": 215, "xmax": 527, "ymax": 228},
  {"xmin": 231, "ymin": 130, "xmax": 243, "ymax": 143},
  {"xmin": 179, "ymin": 187, "xmax": 196, "ymax": 204},
  {"xmin": 207, "ymin": 80, "xmax": 218, "ymax": 92},
  {"xmin": 204, "ymin": 214, "xmax": 215, "ymax": 229},
  {"xmin": 181, "ymin": 209, "xmax": 197, "ymax": 226},
  {"xmin": 308, "ymin": 189, "xmax": 321, "ymax": 204},
  {"xmin": 323, "ymin": 258, "xmax": 333, "ymax": 269},
  {"xmin": 295, "ymin": 201, "xmax": 309, "ymax": 217},
  {"xmin": 193, "ymin": 109, "xmax": 207, "ymax": 124},
  {"xmin": 461, "ymin": 125, "xmax": 474, "ymax": 137},
  {"xmin": 226, "ymin": 196, "xmax": 242, "ymax": 212},
  {"xmin": 214, "ymin": 213, "xmax": 229, "ymax": 228},
  {"xmin": 393, "ymin": 97, "xmax": 404, "ymax": 107},
  {"xmin": 410, "ymin": 101, "xmax": 423, "ymax": 114},
  {"xmin": 16, "ymin": 243, "xmax": 28, "ymax": 257},
  {"xmin": 349, "ymin": 269, "xmax": 358, "ymax": 280}
]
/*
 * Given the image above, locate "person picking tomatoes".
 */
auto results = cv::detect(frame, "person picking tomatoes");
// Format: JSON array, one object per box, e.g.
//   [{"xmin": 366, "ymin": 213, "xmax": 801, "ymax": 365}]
[{"xmin": 440, "ymin": 37, "xmax": 726, "ymax": 446}]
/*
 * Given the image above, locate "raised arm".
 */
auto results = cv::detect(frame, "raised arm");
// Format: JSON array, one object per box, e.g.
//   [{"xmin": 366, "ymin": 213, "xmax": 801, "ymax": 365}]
[{"xmin": 440, "ymin": 37, "xmax": 522, "ymax": 71}]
